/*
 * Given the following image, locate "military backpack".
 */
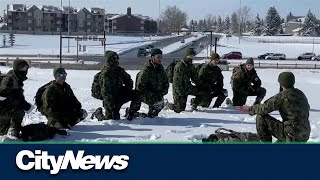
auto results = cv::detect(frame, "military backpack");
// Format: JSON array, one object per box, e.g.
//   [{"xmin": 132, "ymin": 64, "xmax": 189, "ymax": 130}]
[
  {"xmin": 202, "ymin": 128, "xmax": 260, "ymax": 143},
  {"xmin": 34, "ymin": 82, "xmax": 52, "ymax": 112},
  {"xmin": 91, "ymin": 71, "xmax": 103, "ymax": 100},
  {"xmin": 165, "ymin": 59, "xmax": 180, "ymax": 83}
]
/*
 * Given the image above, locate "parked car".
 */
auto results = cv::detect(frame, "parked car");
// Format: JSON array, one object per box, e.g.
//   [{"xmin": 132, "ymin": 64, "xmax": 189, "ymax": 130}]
[
  {"xmin": 222, "ymin": 51, "xmax": 242, "ymax": 59},
  {"xmin": 297, "ymin": 52, "xmax": 316, "ymax": 60},
  {"xmin": 137, "ymin": 48, "xmax": 149, "ymax": 57},
  {"xmin": 217, "ymin": 60, "xmax": 230, "ymax": 71},
  {"xmin": 265, "ymin": 53, "xmax": 286, "ymax": 60},
  {"xmin": 258, "ymin": 53, "xmax": 274, "ymax": 60},
  {"xmin": 311, "ymin": 55, "xmax": 320, "ymax": 61},
  {"xmin": 181, "ymin": 39, "xmax": 185, "ymax": 43}
]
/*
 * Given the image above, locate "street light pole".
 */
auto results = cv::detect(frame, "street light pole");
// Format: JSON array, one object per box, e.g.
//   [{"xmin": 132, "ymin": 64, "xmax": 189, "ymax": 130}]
[
  {"xmin": 158, "ymin": 0, "xmax": 160, "ymax": 34},
  {"xmin": 312, "ymin": 25, "xmax": 315, "ymax": 54},
  {"xmin": 238, "ymin": 0, "xmax": 241, "ymax": 44},
  {"xmin": 59, "ymin": 0, "xmax": 62, "ymax": 65},
  {"xmin": 67, "ymin": 0, "xmax": 70, "ymax": 53}
]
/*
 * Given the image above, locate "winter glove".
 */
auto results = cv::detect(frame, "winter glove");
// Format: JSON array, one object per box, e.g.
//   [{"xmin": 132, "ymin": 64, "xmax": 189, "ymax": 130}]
[
  {"xmin": 25, "ymin": 104, "xmax": 35, "ymax": 114},
  {"xmin": 7, "ymin": 127, "xmax": 19, "ymax": 138},
  {"xmin": 80, "ymin": 109, "xmax": 88, "ymax": 120},
  {"xmin": 153, "ymin": 100, "xmax": 164, "ymax": 111}
]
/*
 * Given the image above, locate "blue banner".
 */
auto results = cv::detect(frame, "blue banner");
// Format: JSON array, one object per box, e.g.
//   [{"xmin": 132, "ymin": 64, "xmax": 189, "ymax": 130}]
[{"xmin": 0, "ymin": 144, "xmax": 319, "ymax": 180}]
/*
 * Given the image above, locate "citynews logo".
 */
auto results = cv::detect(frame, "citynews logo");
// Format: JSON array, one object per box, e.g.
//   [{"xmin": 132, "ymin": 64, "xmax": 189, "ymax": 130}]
[{"xmin": 16, "ymin": 150, "xmax": 129, "ymax": 175}]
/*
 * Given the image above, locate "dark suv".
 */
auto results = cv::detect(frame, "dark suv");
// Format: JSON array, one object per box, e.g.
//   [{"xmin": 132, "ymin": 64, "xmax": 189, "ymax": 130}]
[{"xmin": 137, "ymin": 48, "xmax": 149, "ymax": 57}]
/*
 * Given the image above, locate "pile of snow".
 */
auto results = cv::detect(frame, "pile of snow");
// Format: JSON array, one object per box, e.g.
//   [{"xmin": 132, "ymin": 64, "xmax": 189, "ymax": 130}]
[
  {"xmin": 0, "ymin": 34, "xmax": 174, "ymax": 56},
  {"xmin": 0, "ymin": 66, "xmax": 319, "ymax": 142}
]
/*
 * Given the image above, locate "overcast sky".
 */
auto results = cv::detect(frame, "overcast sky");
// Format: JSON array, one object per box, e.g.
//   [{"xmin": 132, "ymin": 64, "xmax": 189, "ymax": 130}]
[{"xmin": 1, "ymin": 0, "xmax": 319, "ymax": 21}]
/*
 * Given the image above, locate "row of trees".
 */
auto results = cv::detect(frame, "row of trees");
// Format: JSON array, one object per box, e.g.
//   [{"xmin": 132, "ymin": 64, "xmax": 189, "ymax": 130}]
[
  {"xmin": 159, "ymin": 5, "xmax": 319, "ymax": 36},
  {"xmin": 2, "ymin": 32, "xmax": 15, "ymax": 47}
]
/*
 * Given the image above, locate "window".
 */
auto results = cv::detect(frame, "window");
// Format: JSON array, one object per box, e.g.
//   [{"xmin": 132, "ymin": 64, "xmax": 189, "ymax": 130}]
[
  {"xmin": 28, "ymin": 27, "xmax": 32, "ymax": 31},
  {"xmin": 56, "ymin": 13, "xmax": 60, "ymax": 17},
  {"xmin": 28, "ymin": 12, "xmax": 32, "ymax": 16},
  {"xmin": 141, "ymin": 20, "xmax": 144, "ymax": 24},
  {"xmin": 87, "ymin": 29, "xmax": 91, "ymax": 32},
  {"xmin": 113, "ymin": 20, "xmax": 117, "ymax": 23},
  {"xmin": 113, "ymin": 26, "xmax": 116, "ymax": 30},
  {"xmin": 8, "ymin": 27, "xmax": 12, "ymax": 30},
  {"xmin": 141, "ymin": 26, "xmax": 144, "ymax": 30},
  {"xmin": 87, "ymin": 21, "xmax": 91, "ymax": 25},
  {"xmin": 8, "ymin": 11, "xmax": 12, "ymax": 15},
  {"xmin": 56, "ymin": 20, "xmax": 61, "ymax": 24},
  {"xmin": 8, "ymin": 19, "xmax": 12, "ymax": 23},
  {"xmin": 87, "ymin": 15, "xmax": 91, "ymax": 19},
  {"xmin": 56, "ymin": 28, "xmax": 60, "ymax": 31},
  {"xmin": 28, "ymin": 19, "xmax": 32, "ymax": 24}
]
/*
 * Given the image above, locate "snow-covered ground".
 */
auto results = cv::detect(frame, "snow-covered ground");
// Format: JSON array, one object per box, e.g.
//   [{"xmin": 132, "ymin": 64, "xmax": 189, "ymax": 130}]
[
  {"xmin": 0, "ymin": 34, "xmax": 174, "ymax": 56},
  {"xmin": 0, "ymin": 66, "xmax": 319, "ymax": 142},
  {"xmin": 197, "ymin": 35, "xmax": 320, "ymax": 59}
]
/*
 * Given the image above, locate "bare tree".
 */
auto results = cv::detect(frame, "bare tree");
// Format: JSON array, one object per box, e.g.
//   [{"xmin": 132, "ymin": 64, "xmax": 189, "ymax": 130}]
[
  {"xmin": 237, "ymin": 6, "xmax": 251, "ymax": 33},
  {"xmin": 160, "ymin": 6, "xmax": 188, "ymax": 33}
]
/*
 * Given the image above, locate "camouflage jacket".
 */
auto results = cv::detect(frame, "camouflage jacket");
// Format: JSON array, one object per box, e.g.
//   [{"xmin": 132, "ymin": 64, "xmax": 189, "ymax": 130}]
[
  {"xmin": 249, "ymin": 88, "xmax": 310, "ymax": 134},
  {"xmin": 136, "ymin": 60, "xmax": 169, "ymax": 98},
  {"xmin": 231, "ymin": 64, "xmax": 261, "ymax": 95},
  {"xmin": 100, "ymin": 64, "xmax": 133, "ymax": 109},
  {"xmin": 0, "ymin": 71, "xmax": 30, "ymax": 111},
  {"xmin": 42, "ymin": 81, "xmax": 82, "ymax": 119},
  {"xmin": 173, "ymin": 58, "xmax": 197, "ymax": 96},
  {"xmin": 197, "ymin": 63, "xmax": 224, "ymax": 92}
]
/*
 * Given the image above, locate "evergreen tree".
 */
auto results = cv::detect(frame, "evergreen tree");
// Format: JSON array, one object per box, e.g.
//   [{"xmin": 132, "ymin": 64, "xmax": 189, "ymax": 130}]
[
  {"xmin": 2, "ymin": 35, "xmax": 6, "ymax": 47},
  {"xmin": 8, "ymin": 32, "xmax": 15, "ymax": 46},
  {"xmin": 217, "ymin": 15, "xmax": 223, "ymax": 32},
  {"xmin": 253, "ymin": 13, "xmax": 263, "ymax": 36},
  {"xmin": 198, "ymin": 19, "xmax": 204, "ymax": 31},
  {"xmin": 224, "ymin": 16, "xmax": 230, "ymax": 34},
  {"xmin": 231, "ymin": 12, "xmax": 239, "ymax": 35},
  {"xmin": 265, "ymin": 6, "xmax": 282, "ymax": 35},
  {"xmin": 303, "ymin": 10, "xmax": 317, "ymax": 36}
]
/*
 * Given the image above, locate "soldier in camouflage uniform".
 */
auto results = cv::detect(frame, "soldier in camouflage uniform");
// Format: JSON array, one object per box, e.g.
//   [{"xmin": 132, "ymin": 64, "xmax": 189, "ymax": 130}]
[
  {"xmin": 191, "ymin": 53, "xmax": 228, "ymax": 109},
  {"xmin": 239, "ymin": 72, "xmax": 310, "ymax": 142},
  {"xmin": 134, "ymin": 49, "xmax": 169, "ymax": 119},
  {"xmin": 231, "ymin": 58, "xmax": 266, "ymax": 106},
  {"xmin": 0, "ymin": 60, "xmax": 34, "ymax": 137},
  {"xmin": 42, "ymin": 67, "xmax": 87, "ymax": 130},
  {"xmin": 167, "ymin": 48, "xmax": 198, "ymax": 113},
  {"xmin": 92, "ymin": 51, "xmax": 141, "ymax": 121}
]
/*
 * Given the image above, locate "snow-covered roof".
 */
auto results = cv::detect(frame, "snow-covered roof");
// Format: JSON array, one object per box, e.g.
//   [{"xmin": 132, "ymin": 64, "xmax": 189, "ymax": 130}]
[
  {"xmin": 108, "ymin": 14, "xmax": 125, "ymax": 20},
  {"xmin": 90, "ymin": 8, "xmax": 105, "ymax": 14},
  {"xmin": 8, "ymin": 4, "xmax": 26, "ymax": 11}
]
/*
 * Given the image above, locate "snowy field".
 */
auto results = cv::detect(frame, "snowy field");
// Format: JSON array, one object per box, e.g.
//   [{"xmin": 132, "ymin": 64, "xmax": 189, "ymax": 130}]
[
  {"xmin": 0, "ymin": 34, "xmax": 174, "ymax": 56},
  {"xmin": 0, "ymin": 66, "xmax": 319, "ymax": 143},
  {"xmin": 197, "ymin": 35, "xmax": 320, "ymax": 59}
]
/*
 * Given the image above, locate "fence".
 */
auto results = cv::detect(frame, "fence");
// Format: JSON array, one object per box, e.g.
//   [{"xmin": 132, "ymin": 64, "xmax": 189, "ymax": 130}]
[
  {"xmin": 229, "ymin": 62, "xmax": 320, "ymax": 69},
  {"xmin": 243, "ymin": 37, "xmax": 320, "ymax": 44}
]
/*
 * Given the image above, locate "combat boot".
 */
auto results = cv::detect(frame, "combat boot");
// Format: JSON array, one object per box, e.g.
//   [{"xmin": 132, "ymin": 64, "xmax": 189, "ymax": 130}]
[{"xmin": 91, "ymin": 107, "xmax": 104, "ymax": 121}]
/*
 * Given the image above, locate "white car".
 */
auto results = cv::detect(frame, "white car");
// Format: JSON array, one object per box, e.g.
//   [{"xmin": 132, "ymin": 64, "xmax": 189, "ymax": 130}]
[
  {"xmin": 265, "ymin": 53, "xmax": 286, "ymax": 60},
  {"xmin": 218, "ymin": 60, "xmax": 230, "ymax": 71}
]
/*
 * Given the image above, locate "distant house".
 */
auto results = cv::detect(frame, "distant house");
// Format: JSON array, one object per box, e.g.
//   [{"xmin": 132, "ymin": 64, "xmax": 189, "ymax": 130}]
[
  {"xmin": 283, "ymin": 15, "xmax": 305, "ymax": 35},
  {"xmin": 106, "ymin": 7, "xmax": 157, "ymax": 34}
]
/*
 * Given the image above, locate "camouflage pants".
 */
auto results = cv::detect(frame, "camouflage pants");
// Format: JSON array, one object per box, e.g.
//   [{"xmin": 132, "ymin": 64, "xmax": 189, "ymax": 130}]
[
  {"xmin": 193, "ymin": 89, "xmax": 228, "ymax": 108},
  {"xmin": 103, "ymin": 87, "xmax": 142, "ymax": 120},
  {"xmin": 141, "ymin": 94, "xmax": 164, "ymax": 117},
  {"xmin": 256, "ymin": 114, "xmax": 310, "ymax": 142},
  {"xmin": 0, "ymin": 107, "xmax": 25, "ymax": 135},
  {"xmin": 171, "ymin": 86, "xmax": 198, "ymax": 113},
  {"xmin": 233, "ymin": 87, "xmax": 266, "ymax": 106},
  {"xmin": 46, "ymin": 110, "xmax": 82, "ymax": 130}
]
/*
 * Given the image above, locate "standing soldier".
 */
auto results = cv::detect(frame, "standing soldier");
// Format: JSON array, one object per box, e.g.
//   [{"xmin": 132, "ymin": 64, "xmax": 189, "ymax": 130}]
[
  {"xmin": 167, "ymin": 48, "xmax": 198, "ymax": 113},
  {"xmin": 231, "ymin": 58, "xmax": 266, "ymax": 106},
  {"xmin": 191, "ymin": 53, "xmax": 228, "ymax": 110},
  {"xmin": 91, "ymin": 51, "xmax": 141, "ymax": 121},
  {"xmin": 41, "ymin": 67, "xmax": 87, "ymax": 130},
  {"xmin": 239, "ymin": 72, "xmax": 310, "ymax": 142},
  {"xmin": 133, "ymin": 49, "xmax": 169, "ymax": 119},
  {"xmin": 0, "ymin": 60, "xmax": 34, "ymax": 137}
]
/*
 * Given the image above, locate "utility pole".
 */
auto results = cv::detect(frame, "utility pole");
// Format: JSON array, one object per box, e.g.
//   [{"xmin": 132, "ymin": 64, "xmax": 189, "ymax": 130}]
[
  {"xmin": 67, "ymin": 0, "xmax": 70, "ymax": 53},
  {"xmin": 238, "ymin": 0, "xmax": 242, "ymax": 44},
  {"xmin": 59, "ymin": 0, "xmax": 62, "ymax": 65},
  {"xmin": 203, "ymin": 30, "xmax": 214, "ymax": 55}
]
